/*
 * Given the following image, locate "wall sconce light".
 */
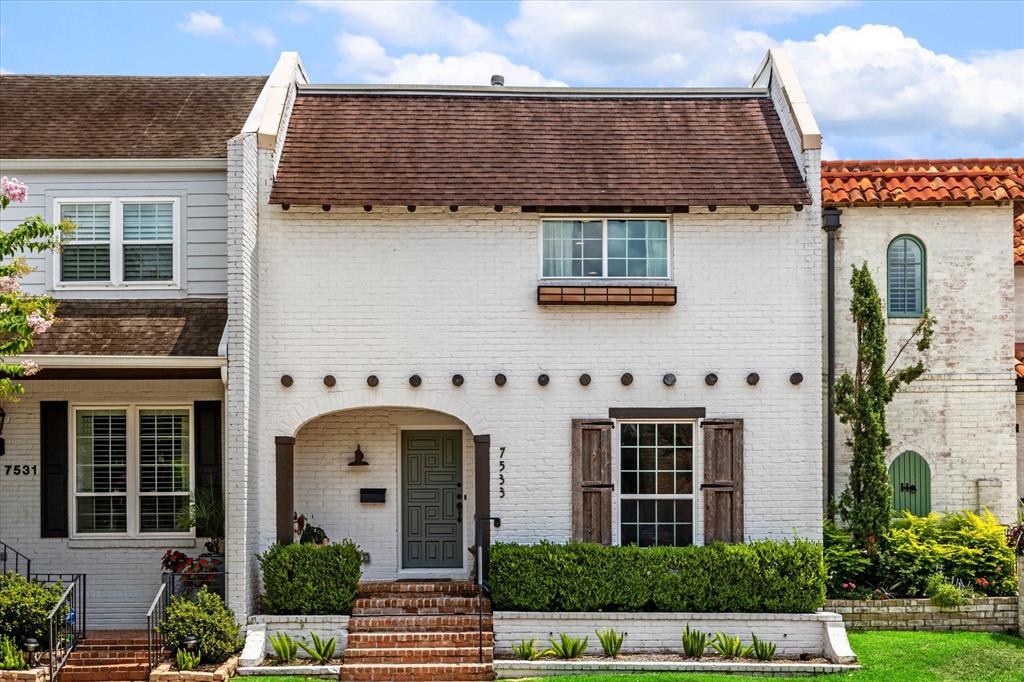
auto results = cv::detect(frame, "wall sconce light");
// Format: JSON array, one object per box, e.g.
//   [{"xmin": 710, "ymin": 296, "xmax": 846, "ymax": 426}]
[
  {"xmin": 349, "ymin": 444, "xmax": 369, "ymax": 466},
  {"xmin": 0, "ymin": 405, "xmax": 7, "ymax": 456},
  {"xmin": 183, "ymin": 635, "xmax": 199, "ymax": 652}
]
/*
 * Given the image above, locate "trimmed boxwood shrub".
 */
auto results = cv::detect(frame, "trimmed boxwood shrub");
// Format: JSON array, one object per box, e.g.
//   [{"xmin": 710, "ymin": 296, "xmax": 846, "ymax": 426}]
[
  {"xmin": 258, "ymin": 541, "xmax": 362, "ymax": 614},
  {"xmin": 489, "ymin": 539, "xmax": 826, "ymax": 613},
  {"xmin": 158, "ymin": 587, "xmax": 240, "ymax": 664},
  {"xmin": 0, "ymin": 572, "xmax": 64, "ymax": 647}
]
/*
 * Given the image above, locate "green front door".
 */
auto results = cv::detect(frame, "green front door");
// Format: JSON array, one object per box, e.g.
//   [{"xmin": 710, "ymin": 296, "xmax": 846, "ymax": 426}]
[
  {"xmin": 402, "ymin": 430, "xmax": 463, "ymax": 569},
  {"xmin": 890, "ymin": 450, "xmax": 931, "ymax": 516}
]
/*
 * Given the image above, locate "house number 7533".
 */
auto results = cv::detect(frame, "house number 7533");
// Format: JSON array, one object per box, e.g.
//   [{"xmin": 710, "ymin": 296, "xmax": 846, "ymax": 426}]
[{"xmin": 4, "ymin": 465, "xmax": 37, "ymax": 476}]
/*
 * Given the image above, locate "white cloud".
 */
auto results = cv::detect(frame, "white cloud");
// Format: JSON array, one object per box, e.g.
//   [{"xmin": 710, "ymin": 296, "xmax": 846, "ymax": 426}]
[
  {"xmin": 336, "ymin": 33, "xmax": 565, "ymax": 87},
  {"xmin": 304, "ymin": 0, "xmax": 490, "ymax": 52},
  {"xmin": 178, "ymin": 10, "xmax": 278, "ymax": 49},
  {"xmin": 0, "ymin": 67, "xmax": 14, "ymax": 75},
  {"xmin": 178, "ymin": 10, "xmax": 230, "ymax": 37}
]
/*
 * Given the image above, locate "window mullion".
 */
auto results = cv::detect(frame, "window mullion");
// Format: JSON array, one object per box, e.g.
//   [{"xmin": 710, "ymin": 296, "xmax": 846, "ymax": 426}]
[
  {"xmin": 602, "ymin": 219, "xmax": 608, "ymax": 277},
  {"xmin": 112, "ymin": 199, "xmax": 123, "ymax": 286}
]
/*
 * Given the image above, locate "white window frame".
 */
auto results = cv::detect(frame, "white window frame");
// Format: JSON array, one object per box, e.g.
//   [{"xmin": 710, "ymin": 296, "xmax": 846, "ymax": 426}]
[
  {"xmin": 537, "ymin": 215, "xmax": 672, "ymax": 280},
  {"xmin": 69, "ymin": 404, "xmax": 195, "ymax": 540},
  {"xmin": 615, "ymin": 419, "xmax": 697, "ymax": 548},
  {"xmin": 53, "ymin": 197, "xmax": 182, "ymax": 290}
]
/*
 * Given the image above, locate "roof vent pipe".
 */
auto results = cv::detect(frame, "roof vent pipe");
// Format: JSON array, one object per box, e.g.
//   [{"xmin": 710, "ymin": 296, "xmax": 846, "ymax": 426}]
[{"xmin": 491, "ymin": 74, "xmax": 504, "ymax": 87}]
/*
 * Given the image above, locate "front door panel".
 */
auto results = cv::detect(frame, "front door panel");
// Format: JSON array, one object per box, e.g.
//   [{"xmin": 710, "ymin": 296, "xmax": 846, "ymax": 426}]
[{"xmin": 402, "ymin": 430, "xmax": 463, "ymax": 568}]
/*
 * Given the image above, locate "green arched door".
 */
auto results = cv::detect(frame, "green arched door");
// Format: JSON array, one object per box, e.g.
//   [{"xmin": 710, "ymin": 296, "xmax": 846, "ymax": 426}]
[{"xmin": 889, "ymin": 451, "xmax": 931, "ymax": 516}]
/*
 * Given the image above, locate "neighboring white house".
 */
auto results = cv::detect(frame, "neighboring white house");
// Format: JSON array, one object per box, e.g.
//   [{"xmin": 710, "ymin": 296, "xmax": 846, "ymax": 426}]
[
  {"xmin": 0, "ymin": 61, "xmax": 299, "ymax": 629},
  {"xmin": 822, "ymin": 160, "xmax": 1023, "ymax": 523},
  {"xmin": 221, "ymin": 50, "xmax": 825, "ymax": 621}
]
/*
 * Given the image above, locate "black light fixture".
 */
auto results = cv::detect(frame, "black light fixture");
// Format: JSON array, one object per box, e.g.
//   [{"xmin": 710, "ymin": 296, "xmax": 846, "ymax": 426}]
[
  {"xmin": 349, "ymin": 444, "xmax": 369, "ymax": 466},
  {"xmin": 0, "ymin": 405, "xmax": 7, "ymax": 456},
  {"xmin": 23, "ymin": 637, "xmax": 38, "ymax": 653},
  {"xmin": 183, "ymin": 635, "xmax": 199, "ymax": 652}
]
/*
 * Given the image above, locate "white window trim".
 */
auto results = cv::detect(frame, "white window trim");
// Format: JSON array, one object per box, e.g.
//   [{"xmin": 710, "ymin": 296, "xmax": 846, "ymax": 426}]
[
  {"xmin": 69, "ymin": 403, "xmax": 195, "ymax": 540},
  {"xmin": 537, "ymin": 215, "xmax": 673, "ymax": 280},
  {"xmin": 614, "ymin": 419, "xmax": 698, "ymax": 548},
  {"xmin": 53, "ymin": 197, "xmax": 182, "ymax": 290}
]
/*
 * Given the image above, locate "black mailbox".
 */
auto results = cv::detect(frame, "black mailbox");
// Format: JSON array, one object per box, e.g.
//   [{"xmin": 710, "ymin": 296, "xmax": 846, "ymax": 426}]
[{"xmin": 360, "ymin": 488, "xmax": 386, "ymax": 503}]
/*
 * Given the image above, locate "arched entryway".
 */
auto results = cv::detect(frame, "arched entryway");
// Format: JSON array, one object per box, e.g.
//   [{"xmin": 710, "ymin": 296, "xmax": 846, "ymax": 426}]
[
  {"xmin": 890, "ymin": 450, "xmax": 931, "ymax": 516},
  {"xmin": 274, "ymin": 404, "xmax": 492, "ymax": 580}
]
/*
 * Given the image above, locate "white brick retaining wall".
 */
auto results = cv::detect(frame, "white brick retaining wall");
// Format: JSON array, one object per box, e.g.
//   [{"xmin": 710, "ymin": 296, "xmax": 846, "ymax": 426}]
[
  {"xmin": 246, "ymin": 615, "xmax": 349, "ymax": 658},
  {"xmin": 492, "ymin": 611, "xmax": 853, "ymax": 662}
]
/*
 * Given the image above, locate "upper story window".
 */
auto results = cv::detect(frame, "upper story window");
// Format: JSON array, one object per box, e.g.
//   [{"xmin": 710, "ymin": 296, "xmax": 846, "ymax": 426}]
[
  {"xmin": 887, "ymin": 235, "xmax": 925, "ymax": 317},
  {"xmin": 56, "ymin": 198, "xmax": 180, "ymax": 289},
  {"xmin": 542, "ymin": 218, "xmax": 669, "ymax": 279}
]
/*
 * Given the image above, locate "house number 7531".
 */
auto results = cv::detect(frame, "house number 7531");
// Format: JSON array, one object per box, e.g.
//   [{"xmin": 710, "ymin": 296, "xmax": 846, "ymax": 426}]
[
  {"xmin": 498, "ymin": 447, "xmax": 506, "ymax": 498},
  {"xmin": 4, "ymin": 465, "xmax": 37, "ymax": 476}
]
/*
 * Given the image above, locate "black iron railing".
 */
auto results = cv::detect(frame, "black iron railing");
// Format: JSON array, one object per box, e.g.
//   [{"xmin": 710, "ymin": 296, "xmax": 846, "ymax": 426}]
[
  {"xmin": 34, "ymin": 574, "xmax": 86, "ymax": 681},
  {"xmin": 146, "ymin": 582, "xmax": 169, "ymax": 674},
  {"xmin": 0, "ymin": 540, "xmax": 32, "ymax": 578},
  {"xmin": 474, "ymin": 515, "xmax": 500, "ymax": 664}
]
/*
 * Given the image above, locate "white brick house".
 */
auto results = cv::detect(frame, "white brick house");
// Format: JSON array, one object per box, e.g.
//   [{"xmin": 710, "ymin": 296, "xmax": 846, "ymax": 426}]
[
  {"xmin": 822, "ymin": 161, "xmax": 1023, "ymax": 522},
  {"xmin": 222, "ymin": 49, "xmax": 825, "ymax": 621}
]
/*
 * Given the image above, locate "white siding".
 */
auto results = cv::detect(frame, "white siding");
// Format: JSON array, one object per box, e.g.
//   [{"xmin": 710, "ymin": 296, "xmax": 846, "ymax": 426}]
[{"xmin": 0, "ymin": 168, "xmax": 228, "ymax": 297}]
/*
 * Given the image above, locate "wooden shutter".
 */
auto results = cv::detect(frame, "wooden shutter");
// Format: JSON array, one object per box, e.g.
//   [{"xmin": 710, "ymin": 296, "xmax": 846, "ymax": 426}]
[
  {"xmin": 193, "ymin": 401, "xmax": 223, "ymax": 537},
  {"xmin": 571, "ymin": 419, "xmax": 614, "ymax": 544},
  {"xmin": 40, "ymin": 401, "xmax": 69, "ymax": 538},
  {"xmin": 702, "ymin": 419, "xmax": 744, "ymax": 544}
]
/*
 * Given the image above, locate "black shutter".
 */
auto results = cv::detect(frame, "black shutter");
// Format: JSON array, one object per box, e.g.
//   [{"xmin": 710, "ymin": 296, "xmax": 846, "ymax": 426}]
[
  {"xmin": 40, "ymin": 401, "xmax": 69, "ymax": 538},
  {"xmin": 193, "ymin": 401, "xmax": 223, "ymax": 537}
]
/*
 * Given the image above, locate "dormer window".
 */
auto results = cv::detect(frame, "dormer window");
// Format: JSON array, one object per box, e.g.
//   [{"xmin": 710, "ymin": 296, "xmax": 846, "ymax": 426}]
[
  {"xmin": 55, "ymin": 197, "xmax": 180, "ymax": 289},
  {"xmin": 541, "ymin": 218, "xmax": 670, "ymax": 279}
]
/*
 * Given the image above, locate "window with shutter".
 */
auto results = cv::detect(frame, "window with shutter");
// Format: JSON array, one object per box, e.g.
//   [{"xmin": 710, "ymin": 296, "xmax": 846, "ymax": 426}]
[
  {"xmin": 618, "ymin": 421, "xmax": 694, "ymax": 547},
  {"xmin": 702, "ymin": 419, "xmax": 744, "ymax": 544},
  {"xmin": 571, "ymin": 419, "xmax": 614, "ymax": 544},
  {"xmin": 887, "ymin": 235, "xmax": 925, "ymax": 317}
]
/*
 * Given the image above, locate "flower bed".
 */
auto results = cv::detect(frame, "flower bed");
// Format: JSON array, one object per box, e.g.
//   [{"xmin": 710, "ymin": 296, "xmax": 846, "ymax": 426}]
[
  {"xmin": 826, "ymin": 596, "xmax": 1019, "ymax": 632},
  {"xmin": 150, "ymin": 656, "xmax": 237, "ymax": 682}
]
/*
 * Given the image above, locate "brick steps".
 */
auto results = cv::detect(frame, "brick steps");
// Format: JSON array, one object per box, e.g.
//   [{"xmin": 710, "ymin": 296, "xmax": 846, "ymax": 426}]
[
  {"xmin": 345, "ymin": 646, "xmax": 492, "ymax": 664},
  {"xmin": 347, "ymin": 632, "xmax": 493, "ymax": 648},
  {"xmin": 340, "ymin": 662, "xmax": 493, "ymax": 681},
  {"xmin": 345, "ymin": 582, "xmax": 494, "ymax": 681},
  {"xmin": 57, "ymin": 635, "xmax": 152, "ymax": 682},
  {"xmin": 58, "ymin": 663, "xmax": 150, "ymax": 682}
]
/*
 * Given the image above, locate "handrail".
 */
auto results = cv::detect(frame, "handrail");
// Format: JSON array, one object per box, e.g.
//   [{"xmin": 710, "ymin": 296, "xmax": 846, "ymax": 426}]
[
  {"xmin": 474, "ymin": 515, "xmax": 500, "ymax": 664},
  {"xmin": 39, "ymin": 575, "xmax": 83, "ymax": 682},
  {"xmin": 0, "ymin": 540, "xmax": 32, "ymax": 578},
  {"xmin": 146, "ymin": 583, "xmax": 168, "ymax": 674}
]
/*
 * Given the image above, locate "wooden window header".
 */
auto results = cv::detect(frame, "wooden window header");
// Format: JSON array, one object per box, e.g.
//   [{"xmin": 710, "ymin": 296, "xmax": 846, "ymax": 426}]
[
  {"xmin": 608, "ymin": 407, "xmax": 706, "ymax": 420},
  {"xmin": 538, "ymin": 285, "xmax": 677, "ymax": 306}
]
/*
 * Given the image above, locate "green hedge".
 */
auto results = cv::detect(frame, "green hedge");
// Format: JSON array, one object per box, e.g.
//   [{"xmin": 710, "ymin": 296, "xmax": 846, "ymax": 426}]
[
  {"xmin": 0, "ymin": 572, "xmax": 64, "ymax": 647},
  {"xmin": 158, "ymin": 587, "xmax": 240, "ymax": 664},
  {"xmin": 258, "ymin": 541, "xmax": 362, "ymax": 614},
  {"xmin": 489, "ymin": 540, "xmax": 826, "ymax": 613}
]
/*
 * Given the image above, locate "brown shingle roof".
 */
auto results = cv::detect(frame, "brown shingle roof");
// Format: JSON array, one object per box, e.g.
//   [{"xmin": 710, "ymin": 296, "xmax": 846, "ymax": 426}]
[
  {"xmin": 0, "ymin": 75, "xmax": 266, "ymax": 159},
  {"xmin": 270, "ymin": 92, "xmax": 811, "ymax": 207},
  {"xmin": 822, "ymin": 159, "xmax": 1024, "ymax": 206},
  {"xmin": 31, "ymin": 300, "xmax": 226, "ymax": 356}
]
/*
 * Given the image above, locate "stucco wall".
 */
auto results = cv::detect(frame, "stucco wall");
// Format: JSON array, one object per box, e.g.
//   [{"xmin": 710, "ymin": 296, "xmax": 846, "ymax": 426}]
[
  {"xmin": 245, "ymin": 200, "xmax": 824, "ymax": 583},
  {"xmin": 0, "ymin": 378, "xmax": 224, "ymax": 629},
  {"xmin": 0, "ymin": 168, "xmax": 230, "ymax": 298},
  {"xmin": 833, "ymin": 205, "xmax": 1017, "ymax": 520}
]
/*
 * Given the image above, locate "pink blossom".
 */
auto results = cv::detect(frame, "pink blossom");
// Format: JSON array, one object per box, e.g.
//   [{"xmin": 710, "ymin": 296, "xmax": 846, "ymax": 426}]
[
  {"xmin": 19, "ymin": 359, "xmax": 40, "ymax": 376},
  {"xmin": 0, "ymin": 276, "xmax": 19, "ymax": 294},
  {"xmin": 1, "ymin": 176, "xmax": 28, "ymax": 203},
  {"xmin": 27, "ymin": 311, "xmax": 53, "ymax": 334}
]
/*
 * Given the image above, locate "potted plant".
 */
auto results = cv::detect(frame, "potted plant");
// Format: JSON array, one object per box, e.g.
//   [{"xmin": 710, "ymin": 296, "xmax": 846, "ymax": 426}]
[{"xmin": 176, "ymin": 486, "xmax": 225, "ymax": 556}]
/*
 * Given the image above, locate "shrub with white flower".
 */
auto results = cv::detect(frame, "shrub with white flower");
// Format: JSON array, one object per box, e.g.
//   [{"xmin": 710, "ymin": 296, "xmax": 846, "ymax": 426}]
[{"xmin": 1, "ymin": 177, "xmax": 67, "ymax": 401}]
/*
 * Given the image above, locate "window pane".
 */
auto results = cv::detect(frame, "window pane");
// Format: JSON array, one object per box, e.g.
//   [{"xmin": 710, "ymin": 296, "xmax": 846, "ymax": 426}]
[
  {"xmin": 140, "ymin": 496, "xmax": 188, "ymax": 533},
  {"xmin": 124, "ymin": 244, "xmax": 173, "ymax": 281},
  {"xmin": 139, "ymin": 409, "xmax": 189, "ymax": 493},
  {"xmin": 621, "ymin": 423, "xmax": 637, "ymax": 446},
  {"xmin": 542, "ymin": 220, "xmax": 603, "ymax": 277},
  {"xmin": 62, "ymin": 245, "xmax": 110, "ymax": 281},
  {"xmin": 76, "ymin": 496, "xmax": 127, "ymax": 534},
  {"xmin": 619, "ymin": 421, "xmax": 694, "ymax": 547},
  {"xmin": 888, "ymin": 237, "xmax": 924, "ymax": 316},
  {"xmin": 123, "ymin": 203, "xmax": 173, "ymax": 241},
  {"xmin": 76, "ymin": 411, "xmax": 127, "ymax": 493},
  {"xmin": 60, "ymin": 203, "xmax": 110, "ymax": 241}
]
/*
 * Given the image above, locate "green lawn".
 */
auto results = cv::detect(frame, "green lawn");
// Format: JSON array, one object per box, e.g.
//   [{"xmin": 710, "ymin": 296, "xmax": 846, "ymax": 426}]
[{"xmin": 516, "ymin": 631, "xmax": 1024, "ymax": 682}]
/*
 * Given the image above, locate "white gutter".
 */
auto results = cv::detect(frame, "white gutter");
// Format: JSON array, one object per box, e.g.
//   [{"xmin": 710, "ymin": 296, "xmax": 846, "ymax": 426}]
[
  {"xmin": 16, "ymin": 354, "xmax": 226, "ymax": 369},
  {"xmin": 0, "ymin": 158, "xmax": 227, "ymax": 171}
]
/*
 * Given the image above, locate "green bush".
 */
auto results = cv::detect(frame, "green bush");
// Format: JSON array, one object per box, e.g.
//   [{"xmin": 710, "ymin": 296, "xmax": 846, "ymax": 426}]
[
  {"xmin": 925, "ymin": 574, "xmax": 974, "ymax": 608},
  {"xmin": 0, "ymin": 634, "xmax": 28, "ymax": 671},
  {"xmin": 489, "ymin": 539, "xmax": 826, "ymax": 613},
  {"xmin": 158, "ymin": 587, "xmax": 240, "ymax": 664},
  {"xmin": 258, "ymin": 541, "xmax": 362, "ymax": 615},
  {"xmin": 880, "ymin": 511, "xmax": 1016, "ymax": 597},
  {"xmin": 0, "ymin": 572, "xmax": 64, "ymax": 647},
  {"xmin": 823, "ymin": 520, "xmax": 873, "ymax": 598}
]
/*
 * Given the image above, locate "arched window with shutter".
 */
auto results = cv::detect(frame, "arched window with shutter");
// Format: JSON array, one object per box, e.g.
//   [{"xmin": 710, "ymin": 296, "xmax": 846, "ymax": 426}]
[
  {"xmin": 887, "ymin": 235, "xmax": 926, "ymax": 317},
  {"xmin": 889, "ymin": 451, "xmax": 931, "ymax": 516}
]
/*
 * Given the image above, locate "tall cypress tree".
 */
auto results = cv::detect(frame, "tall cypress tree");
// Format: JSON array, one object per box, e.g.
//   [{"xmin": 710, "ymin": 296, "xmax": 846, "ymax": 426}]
[{"xmin": 835, "ymin": 263, "xmax": 934, "ymax": 551}]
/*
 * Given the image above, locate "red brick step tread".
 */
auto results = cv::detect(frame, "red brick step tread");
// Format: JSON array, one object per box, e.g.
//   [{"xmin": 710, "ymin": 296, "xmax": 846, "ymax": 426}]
[
  {"xmin": 347, "ymin": 631, "xmax": 493, "ymax": 648},
  {"xmin": 348, "ymin": 614, "xmax": 492, "ymax": 633},
  {"xmin": 358, "ymin": 581, "xmax": 481, "ymax": 597},
  {"xmin": 345, "ymin": 646, "xmax": 493, "ymax": 663},
  {"xmin": 352, "ymin": 596, "xmax": 491, "ymax": 616},
  {"xmin": 339, "ymin": 662, "xmax": 493, "ymax": 681},
  {"xmin": 58, "ymin": 663, "xmax": 149, "ymax": 682}
]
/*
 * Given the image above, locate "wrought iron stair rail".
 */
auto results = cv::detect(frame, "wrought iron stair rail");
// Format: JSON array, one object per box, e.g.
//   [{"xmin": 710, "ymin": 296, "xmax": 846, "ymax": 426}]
[
  {"xmin": 0, "ymin": 540, "xmax": 32, "ymax": 578},
  {"xmin": 146, "ymin": 582, "xmax": 169, "ymax": 675},
  {"xmin": 35, "ymin": 574, "xmax": 86, "ymax": 682},
  {"xmin": 474, "ymin": 515, "xmax": 501, "ymax": 664},
  {"xmin": 147, "ymin": 571, "xmax": 228, "ymax": 676}
]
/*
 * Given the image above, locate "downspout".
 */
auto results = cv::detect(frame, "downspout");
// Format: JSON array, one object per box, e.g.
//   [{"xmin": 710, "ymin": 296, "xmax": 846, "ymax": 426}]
[{"xmin": 822, "ymin": 207, "xmax": 842, "ymax": 511}]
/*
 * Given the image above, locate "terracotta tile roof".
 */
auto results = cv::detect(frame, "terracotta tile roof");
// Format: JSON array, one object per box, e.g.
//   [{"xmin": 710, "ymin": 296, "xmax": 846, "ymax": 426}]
[
  {"xmin": 0, "ymin": 75, "xmax": 266, "ymax": 159},
  {"xmin": 270, "ymin": 92, "xmax": 811, "ymax": 207},
  {"xmin": 30, "ymin": 299, "xmax": 226, "ymax": 356},
  {"xmin": 821, "ymin": 159, "xmax": 1024, "ymax": 206},
  {"xmin": 1014, "ymin": 202, "xmax": 1024, "ymax": 265}
]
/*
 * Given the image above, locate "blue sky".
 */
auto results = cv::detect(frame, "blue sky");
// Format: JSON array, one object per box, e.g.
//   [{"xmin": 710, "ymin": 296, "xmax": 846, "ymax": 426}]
[{"xmin": 2, "ymin": 1, "xmax": 1022, "ymax": 160}]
